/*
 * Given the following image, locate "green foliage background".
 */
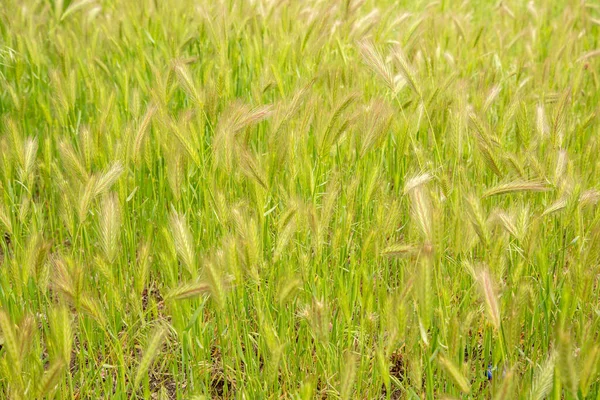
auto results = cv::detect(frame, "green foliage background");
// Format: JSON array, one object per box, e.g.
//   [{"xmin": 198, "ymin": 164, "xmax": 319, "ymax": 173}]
[{"xmin": 1, "ymin": 0, "xmax": 600, "ymax": 398}]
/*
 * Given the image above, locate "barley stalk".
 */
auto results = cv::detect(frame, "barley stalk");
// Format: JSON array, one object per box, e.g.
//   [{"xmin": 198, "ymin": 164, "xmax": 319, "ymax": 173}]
[
  {"xmin": 134, "ymin": 324, "xmax": 168, "ymax": 389},
  {"xmin": 476, "ymin": 268, "xmax": 500, "ymax": 330},
  {"xmin": 438, "ymin": 355, "xmax": 470, "ymax": 394},
  {"xmin": 482, "ymin": 180, "xmax": 549, "ymax": 197},
  {"xmin": 169, "ymin": 211, "xmax": 196, "ymax": 276}
]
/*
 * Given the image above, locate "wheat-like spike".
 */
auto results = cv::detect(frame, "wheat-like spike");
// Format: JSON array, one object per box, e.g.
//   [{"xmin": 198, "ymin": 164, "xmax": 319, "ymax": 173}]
[
  {"xmin": 58, "ymin": 140, "xmax": 88, "ymax": 183},
  {"xmin": 577, "ymin": 48, "xmax": 600, "ymax": 61},
  {"xmin": 493, "ymin": 210, "xmax": 519, "ymax": 238},
  {"xmin": 59, "ymin": 0, "xmax": 96, "ymax": 21},
  {"xmin": 133, "ymin": 104, "xmax": 157, "ymax": 163},
  {"xmin": 206, "ymin": 260, "xmax": 227, "ymax": 309},
  {"xmin": 0, "ymin": 203, "xmax": 12, "ymax": 235},
  {"xmin": 501, "ymin": 94, "xmax": 521, "ymax": 135},
  {"xmin": 80, "ymin": 295, "xmax": 107, "ymax": 327},
  {"xmin": 438, "ymin": 355, "xmax": 470, "ymax": 394},
  {"xmin": 579, "ymin": 110, "xmax": 597, "ymax": 133},
  {"xmin": 277, "ymin": 277, "xmax": 302, "ymax": 305},
  {"xmin": 217, "ymin": 102, "xmax": 271, "ymax": 142},
  {"xmin": 165, "ymin": 148, "xmax": 183, "ymax": 200},
  {"xmin": 134, "ymin": 324, "xmax": 168, "ymax": 389},
  {"xmin": 37, "ymin": 359, "xmax": 66, "ymax": 398},
  {"xmin": 580, "ymin": 189, "xmax": 600, "ymax": 207},
  {"xmin": 60, "ymin": 191, "xmax": 77, "ymax": 237},
  {"xmin": 320, "ymin": 175, "xmax": 340, "ymax": 238},
  {"xmin": 359, "ymin": 101, "xmax": 393, "ymax": 157},
  {"xmin": 248, "ymin": 214, "xmax": 262, "ymax": 260},
  {"xmin": 19, "ymin": 196, "xmax": 30, "ymax": 224},
  {"xmin": 554, "ymin": 149, "xmax": 568, "ymax": 183},
  {"xmin": 493, "ymin": 367, "xmax": 516, "ymax": 400},
  {"xmin": 516, "ymin": 101, "xmax": 531, "ymax": 139},
  {"xmin": 526, "ymin": 153, "xmax": 545, "ymax": 179},
  {"xmin": 476, "ymin": 268, "xmax": 500, "ymax": 329},
  {"xmin": 357, "ymin": 40, "xmax": 395, "ymax": 92},
  {"xmin": 542, "ymin": 197, "xmax": 568, "ymax": 216},
  {"xmin": 468, "ymin": 110, "xmax": 495, "ymax": 148},
  {"xmin": 78, "ymin": 175, "xmax": 98, "ymax": 222},
  {"xmin": 173, "ymin": 60, "xmax": 201, "ymax": 105},
  {"xmin": 20, "ymin": 137, "xmax": 38, "ymax": 180},
  {"xmin": 479, "ymin": 144, "xmax": 504, "ymax": 178},
  {"xmin": 530, "ymin": 352, "xmax": 556, "ymax": 400},
  {"xmin": 408, "ymin": 185, "xmax": 433, "ymax": 242},
  {"xmin": 273, "ymin": 82, "xmax": 312, "ymax": 135},
  {"xmin": 306, "ymin": 203, "xmax": 319, "ymax": 237},
  {"xmin": 536, "ymin": 103, "xmax": 549, "ymax": 138},
  {"xmin": 80, "ymin": 126, "xmax": 94, "ymax": 170},
  {"xmin": 403, "ymin": 172, "xmax": 433, "ymax": 194},
  {"xmin": 233, "ymin": 104, "xmax": 273, "ymax": 132},
  {"xmin": 239, "ymin": 150, "xmax": 268, "ymax": 190},
  {"xmin": 340, "ymin": 351, "xmax": 358, "ymax": 400},
  {"xmin": 558, "ymin": 331, "xmax": 578, "ymax": 394},
  {"xmin": 50, "ymin": 257, "xmax": 76, "ymax": 304},
  {"xmin": 4, "ymin": 117, "xmax": 23, "ymax": 165},
  {"xmin": 21, "ymin": 234, "xmax": 39, "ymax": 283},
  {"xmin": 241, "ymin": 219, "xmax": 262, "ymax": 282},
  {"xmin": 165, "ymin": 281, "xmax": 211, "ymax": 301},
  {"xmin": 169, "ymin": 118, "xmax": 201, "ymax": 166},
  {"xmin": 95, "ymin": 255, "xmax": 117, "ymax": 289},
  {"xmin": 330, "ymin": 114, "xmax": 356, "ymax": 148},
  {"xmin": 99, "ymin": 193, "xmax": 121, "ymax": 263},
  {"xmin": 351, "ymin": 7, "xmax": 380, "ymax": 38},
  {"xmin": 468, "ymin": 112, "xmax": 504, "ymax": 177},
  {"xmin": 583, "ymin": 228, "xmax": 600, "ymax": 281},
  {"xmin": 274, "ymin": 206, "xmax": 297, "ymax": 261},
  {"xmin": 17, "ymin": 314, "xmax": 35, "ymax": 360},
  {"xmin": 382, "ymin": 243, "xmax": 419, "ymax": 257},
  {"xmin": 394, "ymin": 47, "xmax": 421, "ymax": 97},
  {"xmin": 212, "ymin": 122, "xmax": 234, "ymax": 172},
  {"xmin": 48, "ymin": 306, "xmax": 73, "ymax": 363},
  {"xmin": 322, "ymin": 94, "xmax": 357, "ymax": 150},
  {"xmin": 135, "ymin": 240, "xmax": 152, "ymax": 295},
  {"xmin": 94, "ymin": 162, "xmax": 123, "ymax": 197},
  {"xmin": 482, "ymin": 180, "xmax": 549, "ymax": 197},
  {"xmin": 579, "ymin": 344, "xmax": 599, "ymax": 397},
  {"xmin": 552, "ymin": 88, "xmax": 571, "ymax": 144},
  {"xmin": 169, "ymin": 211, "xmax": 196, "ymax": 275},
  {"xmin": 0, "ymin": 310, "xmax": 20, "ymax": 370},
  {"xmin": 482, "ymin": 84, "xmax": 502, "ymax": 113}
]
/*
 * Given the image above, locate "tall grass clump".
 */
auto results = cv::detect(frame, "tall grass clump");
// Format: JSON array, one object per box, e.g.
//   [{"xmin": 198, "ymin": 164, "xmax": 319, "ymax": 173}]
[{"xmin": 1, "ymin": 0, "xmax": 600, "ymax": 398}]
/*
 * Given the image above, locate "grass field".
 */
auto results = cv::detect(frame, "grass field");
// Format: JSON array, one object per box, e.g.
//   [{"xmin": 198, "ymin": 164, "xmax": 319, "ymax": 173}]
[{"xmin": 1, "ymin": 0, "xmax": 600, "ymax": 398}]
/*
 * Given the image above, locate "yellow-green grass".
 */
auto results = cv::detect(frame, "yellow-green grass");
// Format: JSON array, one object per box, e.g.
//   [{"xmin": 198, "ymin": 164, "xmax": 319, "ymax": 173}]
[{"xmin": 1, "ymin": 0, "xmax": 600, "ymax": 398}]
